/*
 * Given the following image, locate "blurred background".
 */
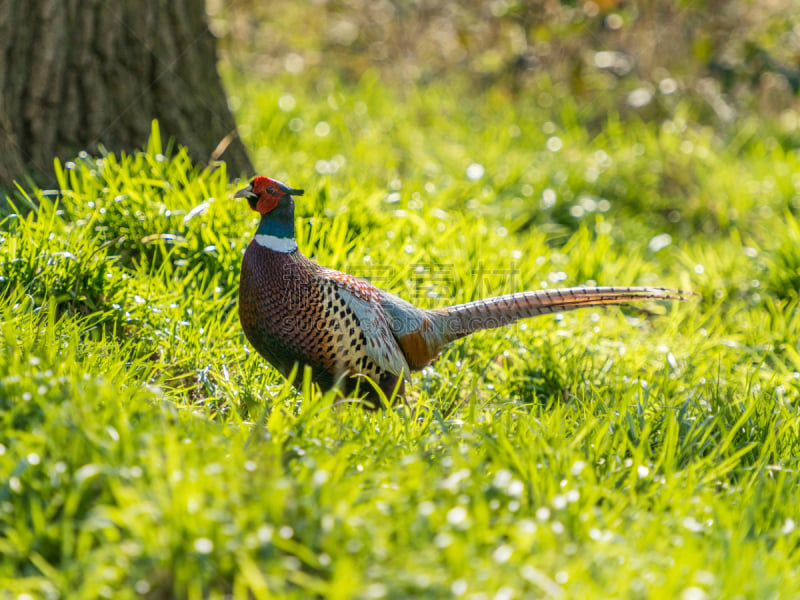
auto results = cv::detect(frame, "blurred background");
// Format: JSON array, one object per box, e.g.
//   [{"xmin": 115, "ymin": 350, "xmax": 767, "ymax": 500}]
[{"xmin": 209, "ymin": 0, "xmax": 800, "ymax": 131}]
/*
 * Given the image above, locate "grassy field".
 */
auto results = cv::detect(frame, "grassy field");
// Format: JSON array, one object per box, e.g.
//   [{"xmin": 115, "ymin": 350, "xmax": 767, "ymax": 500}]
[{"xmin": 4, "ymin": 27, "xmax": 800, "ymax": 600}]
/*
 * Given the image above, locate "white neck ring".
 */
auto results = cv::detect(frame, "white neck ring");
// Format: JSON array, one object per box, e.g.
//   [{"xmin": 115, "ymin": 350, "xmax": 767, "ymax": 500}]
[{"xmin": 254, "ymin": 233, "xmax": 297, "ymax": 253}]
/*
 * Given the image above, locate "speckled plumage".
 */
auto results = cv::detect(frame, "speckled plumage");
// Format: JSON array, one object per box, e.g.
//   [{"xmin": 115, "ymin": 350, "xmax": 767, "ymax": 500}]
[
  {"xmin": 235, "ymin": 176, "xmax": 693, "ymax": 407},
  {"xmin": 239, "ymin": 242, "xmax": 407, "ymax": 402}
]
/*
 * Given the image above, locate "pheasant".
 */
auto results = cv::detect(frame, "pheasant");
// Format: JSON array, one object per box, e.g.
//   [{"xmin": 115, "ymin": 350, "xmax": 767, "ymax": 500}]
[{"xmin": 235, "ymin": 175, "xmax": 690, "ymax": 407}]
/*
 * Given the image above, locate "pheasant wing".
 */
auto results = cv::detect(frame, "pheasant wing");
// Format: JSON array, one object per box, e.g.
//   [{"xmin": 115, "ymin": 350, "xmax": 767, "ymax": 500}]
[{"xmin": 321, "ymin": 270, "xmax": 411, "ymax": 381}]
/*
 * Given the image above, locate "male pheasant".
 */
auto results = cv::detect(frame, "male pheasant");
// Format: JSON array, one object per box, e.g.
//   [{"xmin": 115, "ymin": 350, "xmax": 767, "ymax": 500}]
[{"xmin": 236, "ymin": 175, "xmax": 690, "ymax": 407}]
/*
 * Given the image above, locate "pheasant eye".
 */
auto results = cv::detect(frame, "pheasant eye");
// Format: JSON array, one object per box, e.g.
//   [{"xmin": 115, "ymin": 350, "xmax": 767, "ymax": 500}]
[{"xmin": 267, "ymin": 187, "xmax": 276, "ymax": 195}]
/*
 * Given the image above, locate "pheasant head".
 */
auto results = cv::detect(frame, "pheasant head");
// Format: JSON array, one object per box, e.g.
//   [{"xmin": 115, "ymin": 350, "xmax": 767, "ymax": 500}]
[
  {"xmin": 234, "ymin": 176, "xmax": 304, "ymax": 215},
  {"xmin": 235, "ymin": 176, "xmax": 305, "ymax": 252}
]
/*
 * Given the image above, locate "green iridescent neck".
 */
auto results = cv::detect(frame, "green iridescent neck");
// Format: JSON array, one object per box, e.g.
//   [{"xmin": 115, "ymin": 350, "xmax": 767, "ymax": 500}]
[{"xmin": 256, "ymin": 197, "xmax": 295, "ymax": 239}]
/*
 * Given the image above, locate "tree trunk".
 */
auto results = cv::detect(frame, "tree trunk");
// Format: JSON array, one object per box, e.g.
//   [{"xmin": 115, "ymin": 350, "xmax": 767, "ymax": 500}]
[{"xmin": 0, "ymin": 0, "xmax": 252, "ymax": 187}]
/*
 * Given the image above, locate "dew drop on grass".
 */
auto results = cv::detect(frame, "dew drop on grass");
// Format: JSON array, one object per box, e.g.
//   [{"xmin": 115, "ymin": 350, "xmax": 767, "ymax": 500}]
[
  {"xmin": 681, "ymin": 587, "xmax": 707, "ymax": 600},
  {"xmin": 187, "ymin": 498, "xmax": 200, "ymax": 514},
  {"xmin": 204, "ymin": 463, "xmax": 222, "ymax": 476},
  {"xmin": 782, "ymin": 518, "xmax": 795, "ymax": 534},
  {"xmin": 682, "ymin": 517, "xmax": 703, "ymax": 532},
  {"xmin": 314, "ymin": 121, "xmax": 331, "ymax": 137},
  {"xmin": 278, "ymin": 93, "xmax": 296, "ymax": 111},
  {"xmin": 451, "ymin": 580, "xmax": 468, "ymax": 596},
  {"xmin": 580, "ymin": 196, "xmax": 597, "ymax": 212},
  {"xmin": 106, "ymin": 426, "xmax": 119, "ymax": 442},
  {"xmin": 493, "ymin": 545, "xmax": 513, "ymax": 564},
  {"xmin": 518, "ymin": 519, "xmax": 537, "ymax": 534},
  {"xmin": 649, "ymin": 233, "xmax": 672, "ymax": 252},
  {"xmin": 667, "ymin": 353, "xmax": 678, "ymax": 369},
  {"xmin": 628, "ymin": 88, "xmax": 653, "ymax": 108},
  {"xmin": 659, "ymin": 78, "xmax": 678, "ymax": 94},
  {"xmin": 493, "ymin": 469, "xmax": 511, "ymax": 488},
  {"xmin": 546, "ymin": 136, "xmax": 563, "ymax": 152},
  {"xmin": 434, "ymin": 532, "xmax": 453, "ymax": 547},
  {"xmin": 363, "ymin": 583, "xmax": 387, "ymax": 599},
  {"xmin": 135, "ymin": 580, "xmax": 150, "ymax": 595},
  {"xmin": 447, "ymin": 506, "xmax": 467, "ymax": 525},
  {"xmin": 193, "ymin": 538, "xmax": 213, "ymax": 554},
  {"xmin": 283, "ymin": 556, "xmax": 302, "ymax": 571},
  {"xmin": 284, "ymin": 52, "xmax": 304, "ymax": 73},
  {"xmin": 507, "ymin": 479, "xmax": 524, "ymax": 496},
  {"xmin": 593, "ymin": 51, "xmax": 614, "ymax": 68},
  {"xmin": 418, "ymin": 501, "xmax": 435, "ymax": 516},
  {"xmin": 76, "ymin": 464, "xmax": 101, "ymax": 483},
  {"xmin": 257, "ymin": 525, "xmax": 273, "ymax": 543},
  {"xmin": 288, "ymin": 117, "xmax": 304, "ymax": 132},
  {"xmin": 495, "ymin": 586, "xmax": 515, "ymax": 600},
  {"xmin": 466, "ymin": 163, "xmax": 485, "ymax": 180}
]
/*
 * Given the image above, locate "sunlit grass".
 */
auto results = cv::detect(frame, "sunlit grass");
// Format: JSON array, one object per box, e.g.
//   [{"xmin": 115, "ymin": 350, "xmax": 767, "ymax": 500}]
[{"xmin": 2, "ymin": 70, "xmax": 800, "ymax": 599}]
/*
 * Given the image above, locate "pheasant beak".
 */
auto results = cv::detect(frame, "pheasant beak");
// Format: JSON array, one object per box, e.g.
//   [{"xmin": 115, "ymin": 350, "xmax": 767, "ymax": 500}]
[{"xmin": 233, "ymin": 183, "xmax": 257, "ymax": 200}]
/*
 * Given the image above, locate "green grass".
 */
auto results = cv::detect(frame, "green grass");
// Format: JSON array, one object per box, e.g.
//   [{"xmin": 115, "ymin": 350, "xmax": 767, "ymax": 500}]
[{"xmin": 3, "ymin": 68, "xmax": 800, "ymax": 599}]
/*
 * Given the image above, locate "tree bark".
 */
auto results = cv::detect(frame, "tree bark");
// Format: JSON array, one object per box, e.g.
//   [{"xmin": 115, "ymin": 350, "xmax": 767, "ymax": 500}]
[{"xmin": 0, "ymin": 0, "xmax": 252, "ymax": 187}]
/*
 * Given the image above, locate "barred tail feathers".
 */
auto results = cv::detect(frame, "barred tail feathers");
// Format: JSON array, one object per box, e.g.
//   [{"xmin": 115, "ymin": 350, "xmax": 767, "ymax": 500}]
[{"xmin": 437, "ymin": 286, "xmax": 691, "ymax": 345}]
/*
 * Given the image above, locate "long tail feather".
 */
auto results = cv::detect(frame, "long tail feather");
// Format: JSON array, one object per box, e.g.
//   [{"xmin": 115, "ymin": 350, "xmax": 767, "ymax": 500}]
[{"xmin": 437, "ymin": 286, "xmax": 693, "ymax": 345}]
